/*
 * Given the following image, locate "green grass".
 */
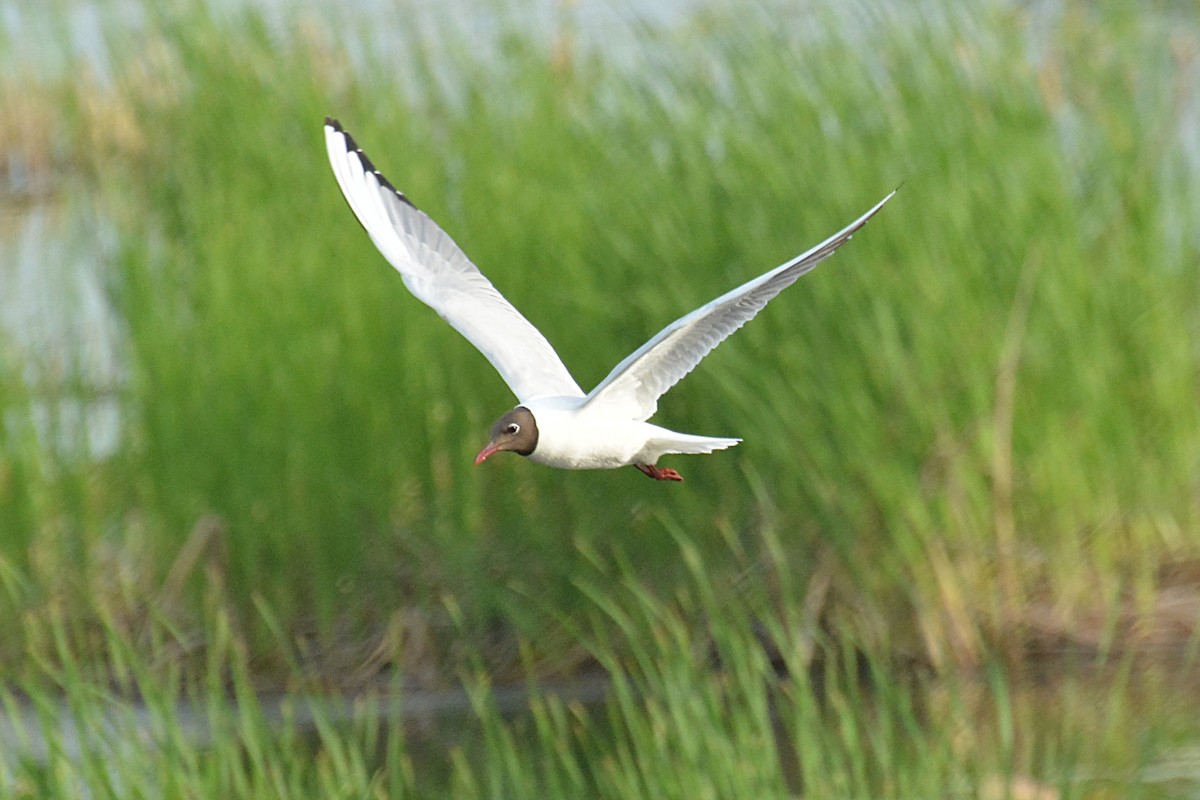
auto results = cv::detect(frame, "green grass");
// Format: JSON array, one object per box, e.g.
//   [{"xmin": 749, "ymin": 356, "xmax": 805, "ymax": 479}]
[
  {"xmin": 3, "ymin": 535, "xmax": 1196, "ymax": 797},
  {"xmin": 1, "ymin": 0, "xmax": 1199, "ymax": 794},
  {"xmin": 26, "ymin": 0, "xmax": 1194, "ymax": 664}
]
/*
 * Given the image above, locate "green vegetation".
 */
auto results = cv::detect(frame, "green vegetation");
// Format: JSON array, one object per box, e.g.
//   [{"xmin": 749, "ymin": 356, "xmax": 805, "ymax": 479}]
[
  {"xmin": 5, "ymin": 540, "xmax": 1197, "ymax": 797},
  {"xmin": 1, "ymin": 0, "xmax": 1198, "ymax": 795}
]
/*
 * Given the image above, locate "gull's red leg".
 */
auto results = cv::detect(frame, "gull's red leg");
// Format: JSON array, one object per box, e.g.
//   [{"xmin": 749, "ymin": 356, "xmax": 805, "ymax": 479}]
[{"xmin": 635, "ymin": 464, "xmax": 683, "ymax": 482}]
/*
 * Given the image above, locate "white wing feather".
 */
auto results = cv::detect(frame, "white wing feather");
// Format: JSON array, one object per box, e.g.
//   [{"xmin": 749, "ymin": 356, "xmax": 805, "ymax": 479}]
[
  {"xmin": 583, "ymin": 191, "xmax": 895, "ymax": 420},
  {"xmin": 324, "ymin": 118, "xmax": 584, "ymax": 403}
]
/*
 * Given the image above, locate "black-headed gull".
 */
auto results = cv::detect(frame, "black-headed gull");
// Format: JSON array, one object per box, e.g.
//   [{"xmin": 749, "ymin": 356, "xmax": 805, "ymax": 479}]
[{"xmin": 324, "ymin": 118, "xmax": 893, "ymax": 481}]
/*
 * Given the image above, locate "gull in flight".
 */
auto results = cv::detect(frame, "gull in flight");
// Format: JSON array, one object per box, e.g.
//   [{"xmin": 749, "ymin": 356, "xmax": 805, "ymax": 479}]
[{"xmin": 324, "ymin": 118, "xmax": 893, "ymax": 481}]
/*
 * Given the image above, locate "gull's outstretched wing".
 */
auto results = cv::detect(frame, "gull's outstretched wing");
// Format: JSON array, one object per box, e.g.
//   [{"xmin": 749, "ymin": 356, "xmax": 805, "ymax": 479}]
[
  {"xmin": 324, "ymin": 118, "xmax": 584, "ymax": 402},
  {"xmin": 583, "ymin": 191, "xmax": 895, "ymax": 420}
]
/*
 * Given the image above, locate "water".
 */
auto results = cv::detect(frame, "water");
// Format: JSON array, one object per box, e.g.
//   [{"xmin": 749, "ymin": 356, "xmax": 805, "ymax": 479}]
[
  {"xmin": 0, "ymin": 197, "xmax": 123, "ymax": 459},
  {"xmin": 0, "ymin": 676, "xmax": 611, "ymax": 767},
  {"xmin": 0, "ymin": 0, "xmax": 698, "ymax": 84}
]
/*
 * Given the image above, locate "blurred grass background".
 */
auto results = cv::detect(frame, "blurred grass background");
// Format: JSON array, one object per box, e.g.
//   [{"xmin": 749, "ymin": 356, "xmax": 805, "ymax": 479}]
[
  {"xmin": 2, "ymin": 0, "xmax": 1198, "ymax": 676},
  {"xmin": 0, "ymin": 0, "xmax": 1199, "ymax": 793}
]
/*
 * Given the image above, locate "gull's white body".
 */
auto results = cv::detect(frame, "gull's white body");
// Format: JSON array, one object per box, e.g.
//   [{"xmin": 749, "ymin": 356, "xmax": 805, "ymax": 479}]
[
  {"xmin": 323, "ymin": 117, "xmax": 892, "ymax": 478},
  {"xmin": 520, "ymin": 397, "xmax": 739, "ymax": 470}
]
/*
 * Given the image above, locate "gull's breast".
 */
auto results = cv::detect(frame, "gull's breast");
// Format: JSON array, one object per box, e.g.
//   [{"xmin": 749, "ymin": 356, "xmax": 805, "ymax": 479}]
[{"xmin": 522, "ymin": 402, "xmax": 649, "ymax": 470}]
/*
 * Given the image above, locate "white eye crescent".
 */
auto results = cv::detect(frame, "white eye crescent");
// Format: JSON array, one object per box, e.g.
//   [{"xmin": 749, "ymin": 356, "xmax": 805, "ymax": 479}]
[{"xmin": 506, "ymin": 423, "xmax": 520, "ymax": 435}]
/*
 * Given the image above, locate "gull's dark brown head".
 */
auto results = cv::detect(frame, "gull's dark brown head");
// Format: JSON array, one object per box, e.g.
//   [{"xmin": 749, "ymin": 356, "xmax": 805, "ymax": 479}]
[{"xmin": 474, "ymin": 406, "xmax": 539, "ymax": 465}]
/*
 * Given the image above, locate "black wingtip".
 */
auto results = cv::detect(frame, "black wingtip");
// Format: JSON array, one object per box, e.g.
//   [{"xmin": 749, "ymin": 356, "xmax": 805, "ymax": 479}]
[{"xmin": 324, "ymin": 116, "xmax": 417, "ymax": 210}]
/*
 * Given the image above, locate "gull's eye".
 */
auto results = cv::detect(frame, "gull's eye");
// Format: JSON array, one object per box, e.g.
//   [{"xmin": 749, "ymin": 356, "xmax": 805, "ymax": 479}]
[{"xmin": 506, "ymin": 423, "xmax": 520, "ymax": 436}]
